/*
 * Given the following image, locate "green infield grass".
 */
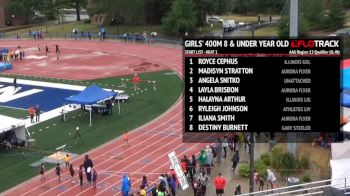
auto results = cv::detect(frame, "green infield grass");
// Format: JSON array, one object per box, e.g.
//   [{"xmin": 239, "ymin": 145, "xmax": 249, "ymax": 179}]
[{"xmin": 0, "ymin": 70, "xmax": 182, "ymax": 192}]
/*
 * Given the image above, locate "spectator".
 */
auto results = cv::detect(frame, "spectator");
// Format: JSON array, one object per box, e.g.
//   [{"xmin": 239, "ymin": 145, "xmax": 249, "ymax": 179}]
[
  {"xmin": 198, "ymin": 150, "xmax": 207, "ymax": 172},
  {"xmin": 231, "ymin": 151, "xmax": 240, "ymax": 174},
  {"xmin": 170, "ymin": 174, "xmax": 177, "ymax": 196},
  {"xmin": 122, "ymin": 175, "xmax": 131, "ymax": 196},
  {"xmin": 186, "ymin": 157, "xmax": 194, "ymax": 183},
  {"xmin": 222, "ymin": 136, "xmax": 229, "ymax": 158},
  {"xmin": 65, "ymin": 154, "xmax": 70, "ymax": 168},
  {"xmin": 83, "ymin": 155, "xmax": 93, "ymax": 183},
  {"xmin": 197, "ymin": 171, "xmax": 210, "ymax": 195},
  {"xmin": 28, "ymin": 106, "xmax": 35, "ymax": 123},
  {"xmin": 157, "ymin": 182, "xmax": 166, "ymax": 196},
  {"xmin": 191, "ymin": 154, "xmax": 197, "ymax": 175},
  {"xmin": 216, "ymin": 137, "xmax": 222, "ymax": 164},
  {"xmin": 253, "ymin": 170, "xmax": 259, "ymax": 185},
  {"xmin": 234, "ymin": 133, "xmax": 239, "ymax": 150},
  {"xmin": 181, "ymin": 155, "xmax": 188, "ymax": 176},
  {"xmin": 193, "ymin": 179, "xmax": 202, "ymax": 196},
  {"xmin": 234, "ymin": 184, "xmax": 242, "ymax": 195},
  {"xmin": 185, "ymin": 155, "xmax": 191, "ymax": 181},
  {"xmin": 214, "ymin": 173, "xmax": 226, "ymax": 196},
  {"xmin": 205, "ymin": 145, "xmax": 213, "ymax": 174},
  {"xmin": 139, "ymin": 185, "xmax": 147, "ymax": 196},
  {"xmin": 267, "ymin": 169, "xmax": 277, "ymax": 189},
  {"xmin": 228, "ymin": 134, "xmax": 234, "ymax": 151},
  {"xmin": 259, "ymin": 176, "xmax": 265, "ymax": 191},
  {"xmin": 244, "ymin": 134, "xmax": 250, "ymax": 152},
  {"xmin": 151, "ymin": 182, "xmax": 158, "ymax": 196},
  {"xmin": 163, "ymin": 174, "xmax": 171, "ymax": 193},
  {"xmin": 210, "ymin": 145, "xmax": 217, "ymax": 166},
  {"xmin": 35, "ymin": 104, "xmax": 40, "ymax": 122},
  {"xmin": 141, "ymin": 175, "xmax": 148, "ymax": 188}
]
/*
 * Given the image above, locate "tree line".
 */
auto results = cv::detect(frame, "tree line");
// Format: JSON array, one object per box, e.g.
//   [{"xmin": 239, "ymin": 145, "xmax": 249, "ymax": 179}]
[
  {"xmin": 6, "ymin": 0, "xmax": 86, "ymax": 24},
  {"xmin": 278, "ymin": 0, "xmax": 347, "ymax": 36},
  {"xmin": 6, "ymin": 0, "xmax": 349, "ymax": 36}
]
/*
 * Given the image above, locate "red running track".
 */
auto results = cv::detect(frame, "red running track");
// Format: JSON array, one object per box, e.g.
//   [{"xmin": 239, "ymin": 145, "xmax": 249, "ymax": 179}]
[{"xmin": 0, "ymin": 40, "xmax": 210, "ymax": 196}]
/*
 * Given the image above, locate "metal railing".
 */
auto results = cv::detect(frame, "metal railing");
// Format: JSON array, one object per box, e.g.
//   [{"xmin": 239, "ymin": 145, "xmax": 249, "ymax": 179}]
[
  {"xmin": 240, "ymin": 176, "xmax": 350, "ymax": 196},
  {"xmin": 0, "ymin": 32, "xmax": 183, "ymax": 48}
]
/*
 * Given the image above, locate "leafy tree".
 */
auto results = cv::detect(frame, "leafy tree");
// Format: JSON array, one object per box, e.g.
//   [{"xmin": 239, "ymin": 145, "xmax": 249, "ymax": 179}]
[
  {"xmin": 325, "ymin": 0, "xmax": 346, "ymax": 31},
  {"xmin": 232, "ymin": 0, "xmax": 287, "ymax": 15},
  {"xmin": 162, "ymin": 0, "xmax": 197, "ymax": 35},
  {"xmin": 90, "ymin": 0, "xmax": 172, "ymax": 25},
  {"xmin": 343, "ymin": 0, "xmax": 350, "ymax": 9},
  {"xmin": 300, "ymin": 0, "xmax": 325, "ymax": 30},
  {"xmin": 277, "ymin": 1, "xmax": 310, "ymax": 37},
  {"xmin": 54, "ymin": 0, "xmax": 87, "ymax": 21},
  {"xmin": 193, "ymin": 0, "xmax": 216, "ymax": 26},
  {"xmin": 6, "ymin": 0, "xmax": 42, "ymax": 24}
]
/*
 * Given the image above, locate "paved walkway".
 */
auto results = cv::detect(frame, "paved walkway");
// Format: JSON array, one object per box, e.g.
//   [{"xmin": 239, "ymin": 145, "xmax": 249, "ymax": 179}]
[{"xmin": 179, "ymin": 140, "xmax": 270, "ymax": 195}]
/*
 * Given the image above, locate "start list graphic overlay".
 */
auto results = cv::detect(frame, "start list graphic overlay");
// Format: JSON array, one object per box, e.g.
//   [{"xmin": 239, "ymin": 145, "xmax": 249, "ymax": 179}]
[{"xmin": 184, "ymin": 38, "xmax": 341, "ymax": 133}]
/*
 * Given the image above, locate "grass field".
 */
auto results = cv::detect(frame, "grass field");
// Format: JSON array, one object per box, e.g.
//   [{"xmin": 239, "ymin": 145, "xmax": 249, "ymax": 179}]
[
  {"xmin": 346, "ymin": 10, "xmax": 350, "ymax": 27},
  {"xmin": 0, "ymin": 106, "xmax": 28, "ymax": 119},
  {"xmin": 0, "ymin": 70, "xmax": 182, "ymax": 192},
  {"xmin": 244, "ymin": 26, "xmax": 278, "ymax": 37}
]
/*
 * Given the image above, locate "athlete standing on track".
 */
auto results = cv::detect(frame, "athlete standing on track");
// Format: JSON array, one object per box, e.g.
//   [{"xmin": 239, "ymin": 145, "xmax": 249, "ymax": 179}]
[
  {"xmin": 124, "ymin": 131, "xmax": 129, "ymax": 145},
  {"xmin": 79, "ymin": 165, "xmax": 84, "ymax": 187},
  {"xmin": 55, "ymin": 163, "xmax": 62, "ymax": 182},
  {"xmin": 45, "ymin": 45, "xmax": 49, "ymax": 55},
  {"xmin": 55, "ymin": 44, "xmax": 60, "ymax": 54},
  {"xmin": 69, "ymin": 164, "xmax": 75, "ymax": 183},
  {"xmin": 39, "ymin": 163, "xmax": 45, "ymax": 182}
]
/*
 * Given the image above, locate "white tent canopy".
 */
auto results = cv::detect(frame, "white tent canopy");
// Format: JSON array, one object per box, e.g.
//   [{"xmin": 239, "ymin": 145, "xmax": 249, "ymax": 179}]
[
  {"xmin": 331, "ymin": 141, "xmax": 350, "ymax": 160},
  {"xmin": 330, "ymin": 141, "xmax": 350, "ymax": 189},
  {"xmin": 341, "ymin": 122, "xmax": 350, "ymax": 133},
  {"xmin": 0, "ymin": 115, "xmax": 26, "ymax": 141},
  {"xmin": 330, "ymin": 158, "xmax": 350, "ymax": 187}
]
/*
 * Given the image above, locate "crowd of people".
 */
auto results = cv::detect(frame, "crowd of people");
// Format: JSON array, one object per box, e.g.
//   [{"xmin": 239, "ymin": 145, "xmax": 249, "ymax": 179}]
[
  {"xmin": 36, "ymin": 133, "xmax": 279, "ymax": 195},
  {"xmin": 29, "ymin": 29, "xmax": 45, "ymax": 39},
  {"xmin": 40, "ymin": 154, "xmax": 97, "ymax": 187}
]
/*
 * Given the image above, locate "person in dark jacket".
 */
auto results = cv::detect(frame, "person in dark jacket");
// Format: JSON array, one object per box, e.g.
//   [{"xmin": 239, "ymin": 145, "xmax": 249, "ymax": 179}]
[
  {"xmin": 83, "ymin": 155, "xmax": 93, "ymax": 183},
  {"xmin": 232, "ymin": 151, "xmax": 240, "ymax": 174},
  {"xmin": 170, "ymin": 174, "xmax": 177, "ymax": 196}
]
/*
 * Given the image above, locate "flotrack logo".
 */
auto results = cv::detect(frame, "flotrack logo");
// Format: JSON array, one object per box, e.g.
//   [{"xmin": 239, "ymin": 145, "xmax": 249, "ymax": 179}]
[{"xmin": 0, "ymin": 85, "xmax": 43, "ymax": 102}]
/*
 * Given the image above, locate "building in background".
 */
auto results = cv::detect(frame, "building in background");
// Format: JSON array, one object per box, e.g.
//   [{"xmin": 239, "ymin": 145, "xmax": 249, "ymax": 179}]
[{"xmin": 0, "ymin": 0, "xmax": 9, "ymax": 28}]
